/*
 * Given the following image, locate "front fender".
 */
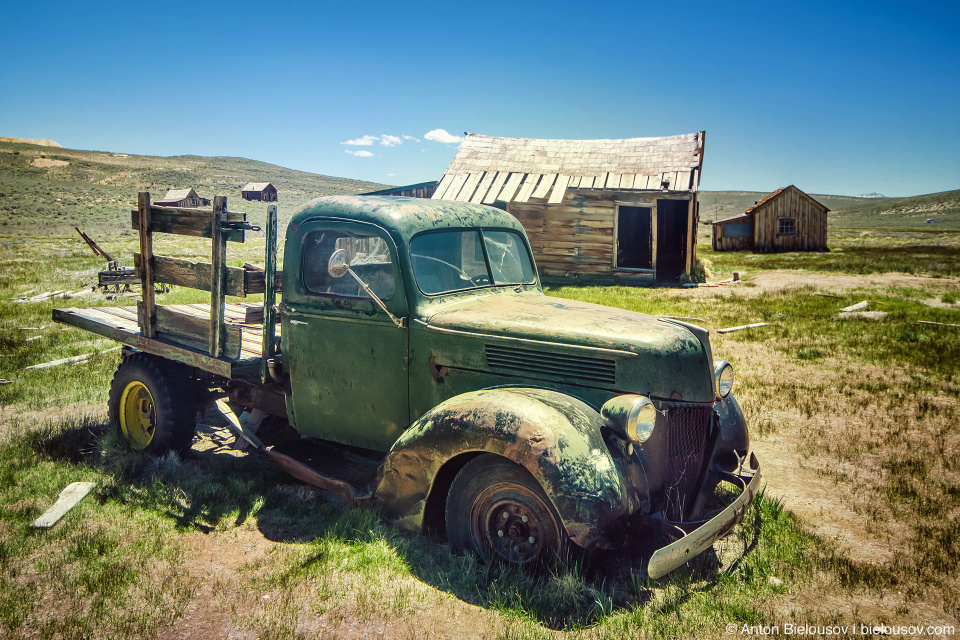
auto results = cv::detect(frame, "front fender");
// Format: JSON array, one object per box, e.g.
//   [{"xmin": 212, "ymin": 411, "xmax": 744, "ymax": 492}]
[{"xmin": 372, "ymin": 387, "xmax": 633, "ymax": 549}]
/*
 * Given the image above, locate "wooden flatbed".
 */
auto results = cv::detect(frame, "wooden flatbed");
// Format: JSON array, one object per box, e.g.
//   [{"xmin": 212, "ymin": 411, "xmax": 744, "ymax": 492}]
[{"xmin": 54, "ymin": 302, "xmax": 279, "ymax": 379}]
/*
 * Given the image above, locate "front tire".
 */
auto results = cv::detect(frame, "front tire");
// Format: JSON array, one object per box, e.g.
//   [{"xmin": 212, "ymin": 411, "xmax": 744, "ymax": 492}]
[
  {"xmin": 445, "ymin": 454, "xmax": 567, "ymax": 566},
  {"xmin": 108, "ymin": 354, "xmax": 195, "ymax": 454}
]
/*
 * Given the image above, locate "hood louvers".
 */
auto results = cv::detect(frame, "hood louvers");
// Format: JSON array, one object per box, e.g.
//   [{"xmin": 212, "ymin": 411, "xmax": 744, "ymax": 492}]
[{"xmin": 484, "ymin": 344, "xmax": 616, "ymax": 385}]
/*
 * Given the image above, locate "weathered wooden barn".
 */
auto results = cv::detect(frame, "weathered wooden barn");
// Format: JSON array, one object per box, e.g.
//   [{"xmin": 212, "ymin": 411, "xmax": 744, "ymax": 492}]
[
  {"xmin": 241, "ymin": 182, "xmax": 278, "ymax": 202},
  {"xmin": 433, "ymin": 132, "xmax": 705, "ymax": 284},
  {"xmin": 361, "ymin": 180, "xmax": 439, "ymax": 198},
  {"xmin": 154, "ymin": 189, "xmax": 210, "ymax": 207},
  {"xmin": 711, "ymin": 185, "xmax": 828, "ymax": 252}
]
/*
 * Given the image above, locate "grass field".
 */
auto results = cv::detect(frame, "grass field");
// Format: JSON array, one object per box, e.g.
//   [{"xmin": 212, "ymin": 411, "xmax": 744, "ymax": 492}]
[{"xmin": 1, "ymin": 141, "xmax": 958, "ymax": 638}]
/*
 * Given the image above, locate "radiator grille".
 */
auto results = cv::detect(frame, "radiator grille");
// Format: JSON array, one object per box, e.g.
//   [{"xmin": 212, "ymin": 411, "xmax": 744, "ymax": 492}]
[
  {"xmin": 484, "ymin": 344, "xmax": 616, "ymax": 385},
  {"xmin": 663, "ymin": 404, "xmax": 713, "ymax": 517}
]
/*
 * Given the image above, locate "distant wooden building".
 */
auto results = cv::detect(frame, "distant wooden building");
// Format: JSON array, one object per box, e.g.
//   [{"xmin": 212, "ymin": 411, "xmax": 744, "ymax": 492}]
[
  {"xmin": 711, "ymin": 185, "xmax": 828, "ymax": 252},
  {"xmin": 361, "ymin": 180, "xmax": 439, "ymax": 199},
  {"xmin": 433, "ymin": 132, "xmax": 705, "ymax": 284},
  {"xmin": 241, "ymin": 182, "xmax": 278, "ymax": 202},
  {"xmin": 154, "ymin": 188, "xmax": 210, "ymax": 207}
]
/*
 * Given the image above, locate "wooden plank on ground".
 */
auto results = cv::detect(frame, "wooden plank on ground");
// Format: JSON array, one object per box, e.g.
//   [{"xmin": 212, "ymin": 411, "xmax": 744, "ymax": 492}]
[
  {"xmin": 31, "ymin": 482, "xmax": 96, "ymax": 528},
  {"xmin": 840, "ymin": 301, "xmax": 869, "ymax": 312},
  {"xmin": 717, "ymin": 322, "xmax": 770, "ymax": 334},
  {"xmin": 24, "ymin": 347, "xmax": 121, "ymax": 370},
  {"xmin": 917, "ymin": 321, "xmax": 960, "ymax": 328}
]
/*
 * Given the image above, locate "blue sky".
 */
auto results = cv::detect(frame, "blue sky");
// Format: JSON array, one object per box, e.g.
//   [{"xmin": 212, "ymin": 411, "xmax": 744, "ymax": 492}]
[{"xmin": 1, "ymin": 0, "xmax": 957, "ymax": 196}]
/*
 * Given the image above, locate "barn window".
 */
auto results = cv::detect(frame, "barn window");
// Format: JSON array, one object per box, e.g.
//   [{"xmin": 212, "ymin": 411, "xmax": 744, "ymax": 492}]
[
  {"xmin": 723, "ymin": 222, "xmax": 753, "ymax": 238},
  {"xmin": 778, "ymin": 218, "xmax": 797, "ymax": 236}
]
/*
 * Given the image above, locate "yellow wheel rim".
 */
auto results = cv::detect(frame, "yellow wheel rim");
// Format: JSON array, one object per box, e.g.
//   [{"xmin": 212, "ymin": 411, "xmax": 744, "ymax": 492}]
[{"xmin": 119, "ymin": 381, "xmax": 155, "ymax": 449}]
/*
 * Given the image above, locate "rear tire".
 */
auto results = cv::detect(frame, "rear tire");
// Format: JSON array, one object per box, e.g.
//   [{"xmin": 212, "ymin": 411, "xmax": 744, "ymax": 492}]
[
  {"xmin": 445, "ymin": 454, "xmax": 567, "ymax": 566},
  {"xmin": 108, "ymin": 354, "xmax": 195, "ymax": 454}
]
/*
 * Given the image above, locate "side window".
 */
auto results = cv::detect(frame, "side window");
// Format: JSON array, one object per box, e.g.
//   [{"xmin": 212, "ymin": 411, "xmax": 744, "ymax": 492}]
[
  {"xmin": 301, "ymin": 228, "xmax": 395, "ymax": 300},
  {"xmin": 778, "ymin": 218, "xmax": 797, "ymax": 236}
]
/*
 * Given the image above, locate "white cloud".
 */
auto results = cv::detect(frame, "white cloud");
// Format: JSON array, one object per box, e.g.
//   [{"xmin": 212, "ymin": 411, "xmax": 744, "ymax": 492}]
[
  {"xmin": 379, "ymin": 135, "xmax": 403, "ymax": 147},
  {"xmin": 387, "ymin": 173, "xmax": 398, "ymax": 177},
  {"xmin": 345, "ymin": 149, "xmax": 374, "ymax": 157},
  {"xmin": 403, "ymin": 135, "xmax": 420, "ymax": 142},
  {"xmin": 341, "ymin": 135, "xmax": 379, "ymax": 146},
  {"xmin": 424, "ymin": 128, "xmax": 463, "ymax": 144}
]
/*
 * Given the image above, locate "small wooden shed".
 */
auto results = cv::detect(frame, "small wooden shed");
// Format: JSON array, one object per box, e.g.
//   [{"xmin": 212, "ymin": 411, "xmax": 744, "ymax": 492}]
[
  {"xmin": 154, "ymin": 188, "xmax": 210, "ymax": 208},
  {"xmin": 241, "ymin": 182, "xmax": 278, "ymax": 202},
  {"xmin": 433, "ymin": 132, "xmax": 705, "ymax": 285},
  {"xmin": 711, "ymin": 185, "xmax": 828, "ymax": 252}
]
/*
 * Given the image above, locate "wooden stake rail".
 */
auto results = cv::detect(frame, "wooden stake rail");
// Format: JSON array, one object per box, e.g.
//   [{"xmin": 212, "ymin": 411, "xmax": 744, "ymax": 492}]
[{"xmin": 134, "ymin": 192, "xmax": 278, "ymax": 360}]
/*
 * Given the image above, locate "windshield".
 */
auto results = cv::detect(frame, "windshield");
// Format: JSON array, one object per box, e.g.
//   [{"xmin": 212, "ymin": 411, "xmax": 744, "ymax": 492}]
[{"xmin": 410, "ymin": 229, "xmax": 536, "ymax": 295}]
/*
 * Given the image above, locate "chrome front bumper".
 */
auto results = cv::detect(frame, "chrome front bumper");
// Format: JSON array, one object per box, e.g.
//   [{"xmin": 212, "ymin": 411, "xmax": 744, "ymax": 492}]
[{"xmin": 647, "ymin": 452, "xmax": 762, "ymax": 579}]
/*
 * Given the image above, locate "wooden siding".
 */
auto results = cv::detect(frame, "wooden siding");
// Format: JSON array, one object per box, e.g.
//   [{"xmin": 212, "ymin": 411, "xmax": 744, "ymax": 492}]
[
  {"xmin": 509, "ymin": 190, "xmax": 696, "ymax": 285},
  {"xmin": 752, "ymin": 186, "xmax": 827, "ymax": 252}
]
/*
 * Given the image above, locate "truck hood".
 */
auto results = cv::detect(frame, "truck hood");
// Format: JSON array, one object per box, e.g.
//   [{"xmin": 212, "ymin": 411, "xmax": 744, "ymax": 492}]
[{"xmin": 423, "ymin": 294, "xmax": 716, "ymax": 402}]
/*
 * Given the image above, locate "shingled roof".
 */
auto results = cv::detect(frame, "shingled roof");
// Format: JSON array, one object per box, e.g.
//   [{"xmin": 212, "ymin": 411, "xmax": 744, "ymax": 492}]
[
  {"xmin": 241, "ymin": 182, "xmax": 274, "ymax": 191},
  {"xmin": 155, "ymin": 188, "xmax": 198, "ymax": 204},
  {"xmin": 433, "ymin": 132, "xmax": 704, "ymax": 205}
]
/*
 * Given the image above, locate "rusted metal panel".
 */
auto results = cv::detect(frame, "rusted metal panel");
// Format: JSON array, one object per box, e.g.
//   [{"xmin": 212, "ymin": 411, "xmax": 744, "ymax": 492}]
[{"xmin": 373, "ymin": 388, "xmax": 633, "ymax": 549}]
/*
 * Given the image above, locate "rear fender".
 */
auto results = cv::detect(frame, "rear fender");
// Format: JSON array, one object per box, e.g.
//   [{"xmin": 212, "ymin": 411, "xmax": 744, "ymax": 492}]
[{"xmin": 371, "ymin": 388, "xmax": 632, "ymax": 549}]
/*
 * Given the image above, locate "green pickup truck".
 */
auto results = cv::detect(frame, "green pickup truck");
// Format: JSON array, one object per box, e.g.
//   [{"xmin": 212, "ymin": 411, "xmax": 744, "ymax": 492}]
[{"xmin": 55, "ymin": 193, "xmax": 761, "ymax": 579}]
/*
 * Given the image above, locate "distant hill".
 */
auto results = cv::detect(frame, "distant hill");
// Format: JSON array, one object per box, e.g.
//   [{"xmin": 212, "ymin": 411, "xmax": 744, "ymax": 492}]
[
  {"xmin": 0, "ymin": 140, "xmax": 388, "ymax": 234},
  {"xmin": 826, "ymin": 189, "xmax": 960, "ymax": 229},
  {"xmin": 0, "ymin": 136, "xmax": 63, "ymax": 147},
  {"xmin": 698, "ymin": 190, "xmax": 863, "ymax": 222}
]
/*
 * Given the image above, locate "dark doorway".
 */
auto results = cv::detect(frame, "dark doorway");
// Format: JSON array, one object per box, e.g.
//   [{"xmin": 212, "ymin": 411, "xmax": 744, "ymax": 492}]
[
  {"xmin": 616, "ymin": 206, "xmax": 652, "ymax": 269},
  {"xmin": 656, "ymin": 199, "xmax": 688, "ymax": 284}
]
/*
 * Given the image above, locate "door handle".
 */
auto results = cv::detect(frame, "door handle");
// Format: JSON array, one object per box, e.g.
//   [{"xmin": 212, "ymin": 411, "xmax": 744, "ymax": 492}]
[{"xmin": 290, "ymin": 320, "xmax": 308, "ymax": 326}]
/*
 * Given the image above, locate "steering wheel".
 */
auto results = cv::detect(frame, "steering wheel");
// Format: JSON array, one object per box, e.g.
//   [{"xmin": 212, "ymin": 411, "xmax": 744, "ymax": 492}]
[{"xmin": 411, "ymin": 254, "xmax": 490, "ymax": 286}]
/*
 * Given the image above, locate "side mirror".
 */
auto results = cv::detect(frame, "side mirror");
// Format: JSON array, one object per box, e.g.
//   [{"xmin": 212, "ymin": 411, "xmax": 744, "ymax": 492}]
[{"xmin": 328, "ymin": 248, "xmax": 350, "ymax": 278}]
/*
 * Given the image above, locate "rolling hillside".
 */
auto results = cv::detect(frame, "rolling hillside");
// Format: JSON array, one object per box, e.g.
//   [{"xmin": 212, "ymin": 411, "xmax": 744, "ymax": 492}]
[{"xmin": 0, "ymin": 140, "xmax": 389, "ymax": 235}]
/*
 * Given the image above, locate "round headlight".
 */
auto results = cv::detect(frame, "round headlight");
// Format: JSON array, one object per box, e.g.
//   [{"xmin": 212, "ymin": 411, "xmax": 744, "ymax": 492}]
[
  {"xmin": 715, "ymin": 360, "xmax": 734, "ymax": 398},
  {"xmin": 601, "ymin": 395, "xmax": 657, "ymax": 444}
]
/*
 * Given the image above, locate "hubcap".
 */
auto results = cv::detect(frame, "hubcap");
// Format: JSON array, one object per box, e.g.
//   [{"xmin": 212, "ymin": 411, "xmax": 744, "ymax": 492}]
[{"xmin": 119, "ymin": 381, "xmax": 155, "ymax": 449}]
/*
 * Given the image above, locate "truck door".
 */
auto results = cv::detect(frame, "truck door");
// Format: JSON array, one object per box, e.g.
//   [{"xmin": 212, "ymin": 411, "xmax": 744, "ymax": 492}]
[{"xmin": 281, "ymin": 220, "xmax": 409, "ymax": 452}]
